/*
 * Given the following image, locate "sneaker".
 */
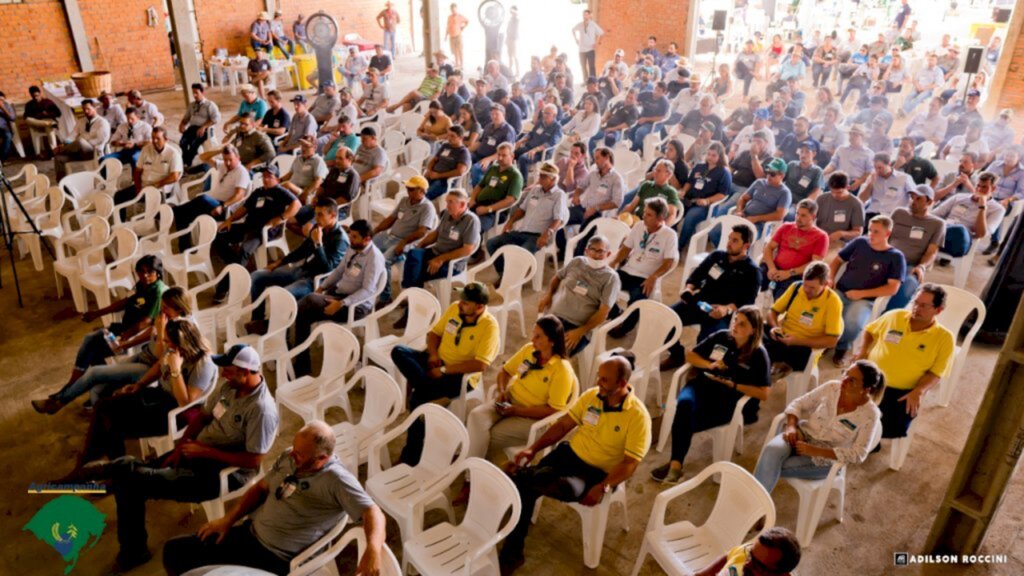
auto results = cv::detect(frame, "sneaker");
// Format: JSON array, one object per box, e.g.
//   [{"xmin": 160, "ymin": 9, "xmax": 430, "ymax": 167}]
[
  {"xmin": 608, "ymin": 322, "xmax": 631, "ymax": 340},
  {"xmin": 650, "ymin": 463, "xmax": 683, "ymax": 484},
  {"xmin": 982, "ymin": 244, "xmax": 999, "ymax": 257},
  {"xmin": 936, "ymin": 258, "xmax": 951, "ymax": 267},
  {"xmin": 771, "ymin": 362, "xmax": 793, "ymax": 381}
]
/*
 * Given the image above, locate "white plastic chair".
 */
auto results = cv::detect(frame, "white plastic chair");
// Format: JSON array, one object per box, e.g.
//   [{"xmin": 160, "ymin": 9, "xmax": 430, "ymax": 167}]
[
  {"xmin": 933, "ymin": 285, "xmax": 985, "ymax": 408},
  {"xmin": 53, "ymin": 214, "xmax": 110, "ymax": 302},
  {"xmin": 72, "ymin": 228, "xmax": 140, "ymax": 318},
  {"xmin": 326, "ymin": 367, "xmax": 404, "ymax": 473},
  {"xmin": 224, "ymin": 286, "xmax": 297, "ymax": 369},
  {"xmin": 463, "ymin": 245, "xmax": 536, "ymax": 355},
  {"xmin": 59, "ymin": 171, "xmax": 108, "ymax": 211},
  {"xmin": 682, "ymin": 215, "xmax": 758, "ymax": 280},
  {"xmin": 366, "ymin": 404, "xmax": 468, "ymax": 545},
  {"xmin": 931, "ymin": 158, "xmax": 958, "ymax": 181},
  {"xmin": 161, "ymin": 216, "xmax": 218, "ymax": 287},
  {"xmin": 271, "ymin": 153, "xmax": 297, "ymax": 177},
  {"xmin": 138, "ymin": 389, "xmax": 212, "ymax": 458},
  {"xmin": 12, "ymin": 185, "xmax": 65, "ymax": 271},
  {"xmin": 369, "ymin": 167, "xmax": 417, "ymax": 219},
  {"xmin": 630, "ymin": 461, "xmax": 776, "ymax": 576},
  {"xmin": 424, "ymin": 253, "xmax": 473, "ymax": 311},
  {"xmin": 584, "ymin": 300, "xmax": 682, "ymax": 410},
  {"xmin": 111, "ymin": 186, "xmax": 161, "ymax": 229},
  {"xmin": 288, "ymin": 525, "xmax": 402, "ymax": 576},
  {"xmin": 531, "ymin": 479, "xmax": 629, "ymax": 569},
  {"xmin": 404, "ymin": 138, "xmax": 432, "ymax": 171},
  {"xmin": 499, "ymin": 374, "xmax": 581, "ymax": 462},
  {"xmin": 274, "ymin": 324, "xmax": 360, "ymax": 424},
  {"xmin": 362, "ymin": 288, "xmax": 442, "ymax": 394},
  {"xmin": 190, "ymin": 264, "xmax": 251, "ymax": 351},
  {"xmin": 563, "ymin": 217, "xmax": 631, "ymax": 267},
  {"xmin": 97, "ymin": 156, "xmax": 124, "ymax": 190},
  {"xmin": 200, "ymin": 464, "xmax": 266, "ymax": 521},
  {"xmin": 398, "ymin": 111, "xmax": 422, "ymax": 139},
  {"xmin": 255, "ymin": 222, "xmax": 290, "ymax": 269},
  {"xmin": 937, "ymin": 237, "xmax": 980, "ymax": 289},
  {"xmin": 656, "ymin": 365, "xmax": 751, "ymax": 466},
  {"xmin": 617, "ymin": 149, "xmax": 644, "ymax": 190},
  {"xmin": 781, "ymin": 348, "xmax": 825, "ymax": 406},
  {"xmin": 8, "ymin": 163, "xmax": 38, "ymax": 194},
  {"xmin": 403, "ymin": 458, "xmax": 522, "ymax": 576},
  {"xmin": 759, "ymin": 412, "xmax": 882, "ymax": 546}
]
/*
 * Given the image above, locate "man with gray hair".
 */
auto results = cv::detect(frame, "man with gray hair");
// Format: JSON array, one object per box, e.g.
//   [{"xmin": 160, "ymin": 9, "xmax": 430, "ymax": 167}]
[
  {"xmin": 514, "ymin": 103, "xmax": 563, "ymax": 176},
  {"xmin": 539, "ymin": 234, "xmax": 621, "ymax": 355},
  {"xmin": 619, "ymin": 159, "xmax": 680, "ymax": 225},
  {"xmin": 485, "ymin": 161, "xmax": 568, "ymax": 276},
  {"xmin": 163, "ymin": 420, "xmax": 386, "ymax": 576},
  {"xmin": 127, "ymin": 89, "xmax": 164, "ymax": 127}
]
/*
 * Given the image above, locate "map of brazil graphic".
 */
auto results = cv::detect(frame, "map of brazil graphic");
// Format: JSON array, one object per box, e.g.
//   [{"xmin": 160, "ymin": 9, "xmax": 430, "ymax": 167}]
[{"xmin": 23, "ymin": 495, "xmax": 106, "ymax": 574}]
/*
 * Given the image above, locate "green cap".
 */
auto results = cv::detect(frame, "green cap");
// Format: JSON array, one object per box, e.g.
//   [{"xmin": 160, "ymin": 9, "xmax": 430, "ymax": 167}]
[
  {"xmin": 766, "ymin": 158, "xmax": 788, "ymax": 175},
  {"xmin": 458, "ymin": 282, "xmax": 490, "ymax": 305}
]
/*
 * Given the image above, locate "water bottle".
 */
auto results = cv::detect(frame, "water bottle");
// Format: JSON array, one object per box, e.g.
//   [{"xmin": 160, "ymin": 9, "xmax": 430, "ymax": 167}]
[{"xmin": 697, "ymin": 301, "xmax": 714, "ymax": 313}]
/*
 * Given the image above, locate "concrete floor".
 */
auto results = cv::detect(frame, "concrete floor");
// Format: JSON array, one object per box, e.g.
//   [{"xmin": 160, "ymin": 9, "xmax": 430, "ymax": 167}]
[{"xmin": 2, "ymin": 56, "xmax": 1023, "ymax": 576}]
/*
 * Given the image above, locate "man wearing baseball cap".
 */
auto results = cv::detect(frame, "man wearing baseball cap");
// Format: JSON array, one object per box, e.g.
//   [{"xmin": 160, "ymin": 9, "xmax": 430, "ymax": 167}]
[
  {"xmin": 309, "ymin": 81, "xmax": 340, "ymax": 127},
  {"xmin": 823, "ymin": 124, "xmax": 873, "ymax": 193},
  {"xmin": 736, "ymin": 157, "xmax": 793, "ymax": 229},
  {"xmin": 104, "ymin": 343, "xmax": 279, "ymax": 571},
  {"xmin": 213, "ymin": 164, "xmax": 300, "ymax": 302},
  {"xmin": 486, "ymin": 160, "xmax": 568, "ymax": 275},
  {"xmin": 392, "ymin": 282, "xmax": 500, "ymax": 465},
  {"xmin": 280, "ymin": 94, "xmax": 318, "ymax": 153},
  {"xmin": 370, "ymin": 174, "xmax": 437, "ymax": 304},
  {"xmin": 887, "ymin": 184, "xmax": 945, "ymax": 310},
  {"xmin": 351, "ymin": 126, "xmax": 388, "ymax": 184},
  {"xmin": 785, "ymin": 140, "xmax": 824, "ymax": 208}
]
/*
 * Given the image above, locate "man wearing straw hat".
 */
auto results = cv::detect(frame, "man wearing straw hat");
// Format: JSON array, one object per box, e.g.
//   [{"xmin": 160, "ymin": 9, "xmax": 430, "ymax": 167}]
[{"xmin": 250, "ymin": 12, "xmax": 274, "ymax": 54}]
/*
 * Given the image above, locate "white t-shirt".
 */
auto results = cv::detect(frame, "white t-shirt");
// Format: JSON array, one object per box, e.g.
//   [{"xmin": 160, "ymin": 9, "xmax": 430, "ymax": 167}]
[
  {"xmin": 573, "ymin": 21, "xmax": 604, "ymax": 52},
  {"xmin": 139, "ymin": 144, "xmax": 183, "ymax": 186},
  {"xmin": 620, "ymin": 222, "xmax": 679, "ymax": 278},
  {"xmin": 208, "ymin": 164, "xmax": 252, "ymax": 203}
]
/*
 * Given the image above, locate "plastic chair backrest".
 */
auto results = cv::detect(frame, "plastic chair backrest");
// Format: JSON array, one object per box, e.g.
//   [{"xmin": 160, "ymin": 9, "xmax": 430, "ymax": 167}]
[
  {"xmin": 79, "ymin": 215, "xmax": 111, "ymax": 252},
  {"xmin": 315, "ymin": 323, "xmax": 360, "ymax": 380},
  {"xmin": 935, "ymin": 285, "xmax": 985, "ymax": 346},
  {"xmin": 629, "ymin": 300, "xmax": 682, "ymax": 359},
  {"xmin": 590, "ymin": 217, "xmax": 631, "ymax": 250},
  {"xmin": 405, "ymin": 139, "xmax": 431, "ymax": 168},
  {"xmin": 354, "ymin": 367, "xmax": 403, "ymax": 428},
  {"xmin": 399, "ymin": 112, "xmax": 422, "ymax": 138},
  {"xmin": 193, "ymin": 215, "xmax": 219, "ymax": 247},
  {"xmin": 41, "ymin": 187, "xmax": 66, "ymax": 226},
  {"xmin": 462, "ymin": 457, "xmax": 523, "ymax": 539},
  {"xmin": 713, "ymin": 215, "xmax": 759, "ymax": 251},
  {"xmin": 98, "ymin": 157, "xmax": 123, "ymax": 186},
  {"xmin": 617, "ymin": 149, "xmax": 642, "ymax": 174},
  {"xmin": 398, "ymin": 288, "xmax": 443, "ymax": 347},
  {"xmin": 492, "ymin": 245, "xmax": 537, "ymax": 297},
  {"xmin": 272, "ymin": 154, "xmax": 296, "ymax": 176},
  {"xmin": 60, "ymin": 171, "xmax": 104, "ymax": 203},
  {"xmin": 703, "ymin": 461, "xmax": 778, "ymax": 549},
  {"xmin": 383, "ymin": 129, "xmax": 406, "ymax": 151},
  {"xmin": 259, "ymin": 286, "xmax": 298, "ymax": 336},
  {"xmin": 415, "ymin": 404, "xmax": 469, "ymax": 478}
]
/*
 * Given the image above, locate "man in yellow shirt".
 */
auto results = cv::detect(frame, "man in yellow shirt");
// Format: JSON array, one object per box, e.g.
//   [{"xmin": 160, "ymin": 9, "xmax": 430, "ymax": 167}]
[
  {"xmin": 392, "ymin": 282, "xmax": 500, "ymax": 464},
  {"xmin": 764, "ymin": 261, "xmax": 843, "ymax": 376},
  {"xmin": 855, "ymin": 283, "xmax": 954, "ymax": 439},
  {"xmin": 694, "ymin": 527, "xmax": 802, "ymax": 576},
  {"xmin": 500, "ymin": 356, "xmax": 651, "ymax": 572}
]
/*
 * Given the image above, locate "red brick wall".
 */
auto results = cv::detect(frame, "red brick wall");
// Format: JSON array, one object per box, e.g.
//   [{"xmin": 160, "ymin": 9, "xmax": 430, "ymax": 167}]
[
  {"xmin": 594, "ymin": 0, "xmax": 690, "ymax": 68},
  {"xmin": 0, "ymin": 0, "xmax": 79, "ymax": 97},
  {"xmin": 194, "ymin": 0, "xmax": 265, "ymax": 58},
  {"xmin": 996, "ymin": 16, "xmax": 1024, "ymax": 111},
  {"xmin": 79, "ymin": 0, "xmax": 175, "ymax": 92}
]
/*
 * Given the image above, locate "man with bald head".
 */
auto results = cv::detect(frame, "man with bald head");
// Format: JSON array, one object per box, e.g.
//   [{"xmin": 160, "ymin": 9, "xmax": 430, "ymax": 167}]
[
  {"xmin": 164, "ymin": 420, "xmax": 386, "ymax": 576},
  {"xmin": 499, "ymin": 356, "xmax": 651, "ymax": 572}
]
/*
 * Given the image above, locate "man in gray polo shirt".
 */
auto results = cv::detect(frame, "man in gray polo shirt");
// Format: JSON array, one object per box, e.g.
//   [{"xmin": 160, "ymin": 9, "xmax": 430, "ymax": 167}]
[
  {"xmin": 282, "ymin": 137, "xmax": 329, "ymax": 204},
  {"xmin": 887, "ymin": 184, "xmax": 945, "ymax": 310},
  {"xmin": 539, "ymin": 235, "xmax": 620, "ymax": 355},
  {"xmin": 824, "ymin": 124, "xmax": 874, "ymax": 192},
  {"xmin": 401, "ymin": 188, "xmax": 480, "ymax": 290},
  {"xmin": 486, "ymin": 161, "xmax": 568, "ymax": 275},
  {"xmin": 280, "ymin": 94, "xmax": 318, "ymax": 153},
  {"xmin": 163, "ymin": 421, "xmax": 386, "ymax": 576},
  {"xmin": 736, "ymin": 157, "xmax": 792, "ymax": 232},
  {"xmin": 101, "ymin": 344, "xmax": 278, "ymax": 571},
  {"xmin": 292, "ymin": 220, "xmax": 386, "ymax": 375},
  {"xmin": 372, "ymin": 175, "xmax": 438, "ymax": 303},
  {"xmin": 816, "ymin": 171, "xmax": 865, "ymax": 245},
  {"xmin": 931, "ymin": 172, "xmax": 1004, "ymax": 257},
  {"xmin": 309, "ymin": 81, "xmax": 341, "ymax": 127},
  {"xmin": 352, "ymin": 126, "xmax": 388, "ymax": 183},
  {"xmin": 178, "ymin": 83, "xmax": 222, "ymax": 167}
]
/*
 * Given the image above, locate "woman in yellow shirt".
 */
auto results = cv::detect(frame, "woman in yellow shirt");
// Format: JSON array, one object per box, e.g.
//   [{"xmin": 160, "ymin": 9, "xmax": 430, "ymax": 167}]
[{"xmin": 416, "ymin": 100, "xmax": 452, "ymax": 143}]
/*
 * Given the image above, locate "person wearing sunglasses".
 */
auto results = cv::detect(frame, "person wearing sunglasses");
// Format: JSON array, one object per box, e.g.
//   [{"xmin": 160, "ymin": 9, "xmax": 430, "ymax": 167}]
[
  {"xmin": 164, "ymin": 421, "xmax": 386, "ymax": 576},
  {"xmin": 694, "ymin": 527, "xmax": 802, "ymax": 576},
  {"xmin": 392, "ymin": 282, "xmax": 500, "ymax": 466}
]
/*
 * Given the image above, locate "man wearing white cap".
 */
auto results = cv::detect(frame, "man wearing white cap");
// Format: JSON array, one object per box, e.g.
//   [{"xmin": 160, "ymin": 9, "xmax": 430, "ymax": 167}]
[
  {"xmin": 251, "ymin": 12, "xmax": 273, "ymax": 55},
  {"xmin": 77, "ymin": 344, "xmax": 279, "ymax": 572}
]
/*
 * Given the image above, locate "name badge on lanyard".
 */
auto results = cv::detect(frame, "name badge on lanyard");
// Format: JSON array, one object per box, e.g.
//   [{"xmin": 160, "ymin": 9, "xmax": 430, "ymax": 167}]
[
  {"xmin": 708, "ymin": 264, "xmax": 724, "ymax": 280},
  {"xmin": 884, "ymin": 329, "xmax": 903, "ymax": 344},
  {"xmin": 212, "ymin": 398, "xmax": 228, "ymax": 420},
  {"xmin": 445, "ymin": 318, "xmax": 460, "ymax": 335},
  {"xmin": 573, "ymin": 280, "xmax": 589, "ymax": 296},
  {"xmin": 909, "ymin": 226, "xmax": 925, "ymax": 240},
  {"xmin": 709, "ymin": 344, "xmax": 728, "ymax": 362},
  {"xmin": 583, "ymin": 406, "xmax": 600, "ymax": 426},
  {"xmin": 798, "ymin": 175, "xmax": 811, "ymax": 188},
  {"xmin": 834, "ymin": 210, "xmax": 847, "ymax": 223}
]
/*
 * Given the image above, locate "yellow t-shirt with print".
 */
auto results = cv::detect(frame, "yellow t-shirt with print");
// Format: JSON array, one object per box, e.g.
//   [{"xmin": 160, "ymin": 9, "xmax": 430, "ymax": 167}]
[
  {"xmin": 772, "ymin": 283, "xmax": 844, "ymax": 340},
  {"xmin": 567, "ymin": 388, "xmax": 651, "ymax": 473},
  {"xmin": 865, "ymin": 309, "xmax": 955, "ymax": 391},
  {"xmin": 717, "ymin": 544, "xmax": 751, "ymax": 576},
  {"xmin": 430, "ymin": 304, "xmax": 501, "ymax": 383},
  {"xmin": 502, "ymin": 344, "xmax": 576, "ymax": 410}
]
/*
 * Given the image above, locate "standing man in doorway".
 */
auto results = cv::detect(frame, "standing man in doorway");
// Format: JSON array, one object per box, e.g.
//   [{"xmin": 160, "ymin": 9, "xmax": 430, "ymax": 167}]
[
  {"xmin": 572, "ymin": 9, "xmax": 606, "ymax": 81},
  {"xmin": 376, "ymin": 1, "xmax": 401, "ymax": 58},
  {"xmin": 446, "ymin": 3, "xmax": 470, "ymax": 69}
]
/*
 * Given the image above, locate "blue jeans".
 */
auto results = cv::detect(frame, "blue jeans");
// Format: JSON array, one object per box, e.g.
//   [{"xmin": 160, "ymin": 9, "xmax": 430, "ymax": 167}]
[
  {"xmin": 179, "ymin": 125, "xmax": 209, "ymax": 168},
  {"xmin": 886, "ymin": 272, "xmax": 918, "ymax": 312},
  {"xmin": 754, "ymin": 433, "xmax": 833, "ymax": 493},
  {"xmin": 470, "ymin": 163, "xmax": 486, "ymax": 187},
  {"xmin": 401, "ymin": 248, "xmax": 454, "ymax": 289},
  {"xmin": 678, "ymin": 204, "xmax": 709, "ymax": 249},
  {"xmin": 75, "ymin": 328, "xmax": 119, "ymax": 372},
  {"xmin": 250, "ymin": 266, "xmax": 314, "ymax": 304},
  {"xmin": 588, "ymin": 130, "xmax": 621, "ymax": 155},
  {"xmin": 516, "ymin": 150, "xmax": 542, "ymax": 178},
  {"xmin": 837, "ymin": 292, "xmax": 876, "ymax": 351},
  {"xmin": 670, "ymin": 379, "xmax": 742, "ymax": 463},
  {"xmin": 620, "ymin": 186, "xmax": 639, "ymax": 211},
  {"xmin": 373, "ymin": 232, "xmax": 404, "ymax": 302},
  {"xmin": 486, "ymin": 231, "xmax": 540, "ymax": 276},
  {"xmin": 628, "ymin": 122, "xmax": 659, "ymax": 152},
  {"xmin": 391, "ymin": 346, "xmax": 465, "ymax": 465},
  {"xmin": 902, "ymin": 88, "xmax": 934, "ymax": 115},
  {"xmin": 0, "ymin": 129, "xmax": 12, "ymax": 160},
  {"xmin": 101, "ymin": 148, "xmax": 142, "ymax": 170},
  {"xmin": 942, "ymin": 224, "xmax": 971, "ymax": 257},
  {"xmin": 55, "ymin": 359, "xmax": 149, "ymax": 405},
  {"xmin": 383, "ymin": 30, "xmax": 397, "ymax": 57},
  {"xmin": 426, "ymin": 178, "xmax": 449, "ymax": 200}
]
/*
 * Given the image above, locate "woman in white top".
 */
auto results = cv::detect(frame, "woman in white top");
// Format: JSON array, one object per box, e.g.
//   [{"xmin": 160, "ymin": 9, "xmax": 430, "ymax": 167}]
[
  {"xmin": 558, "ymin": 95, "xmax": 601, "ymax": 156},
  {"xmin": 752, "ymin": 360, "xmax": 883, "ymax": 493}
]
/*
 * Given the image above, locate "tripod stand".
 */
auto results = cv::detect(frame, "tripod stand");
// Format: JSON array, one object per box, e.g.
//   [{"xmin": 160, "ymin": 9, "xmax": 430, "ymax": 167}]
[{"xmin": 0, "ymin": 160, "xmax": 55, "ymax": 307}]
